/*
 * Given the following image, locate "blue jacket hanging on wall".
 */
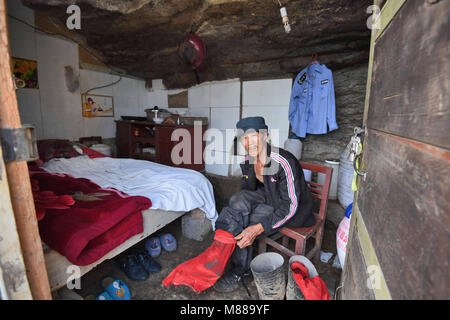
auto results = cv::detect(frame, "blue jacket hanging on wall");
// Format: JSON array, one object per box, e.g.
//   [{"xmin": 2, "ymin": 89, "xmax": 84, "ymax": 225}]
[{"xmin": 289, "ymin": 63, "xmax": 338, "ymax": 138}]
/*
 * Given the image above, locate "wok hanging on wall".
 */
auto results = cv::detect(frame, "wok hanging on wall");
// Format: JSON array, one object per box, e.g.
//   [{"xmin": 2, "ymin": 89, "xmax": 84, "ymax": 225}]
[{"xmin": 178, "ymin": 34, "xmax": 206, "ymax": 84}]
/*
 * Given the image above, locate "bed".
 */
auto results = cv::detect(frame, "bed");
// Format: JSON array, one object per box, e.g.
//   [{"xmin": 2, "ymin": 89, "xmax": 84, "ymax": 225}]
[{"xmin": 33, "ymin": 140, "xmax": 218, "ymax": 291}]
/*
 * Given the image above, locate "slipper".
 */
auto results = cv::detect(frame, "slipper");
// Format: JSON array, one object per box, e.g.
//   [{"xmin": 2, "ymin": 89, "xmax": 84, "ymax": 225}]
[
  {"xmin": 145, "ymin": 237, "xmax": 161, "ymax": 257},
  {"xmin": 117, "ymin": 255, "xmax": 149, "ymax": 281},
  {"xmin": 101, "ymin": 277, "xmax": 131, "ymax": 300},
  {"xmin": 136, "ymin": 251, "xmax": 161, "ymax": 273},
  {"xmin": 96, "ymin": 292, "xmax": 114, "ymax": 300},
  {"xmin": 160, "ymin": 233, "xmax": 177, "ymax": 252}
]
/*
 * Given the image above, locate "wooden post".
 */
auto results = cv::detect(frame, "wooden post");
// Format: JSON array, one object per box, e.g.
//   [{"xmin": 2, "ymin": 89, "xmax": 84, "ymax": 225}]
[{"xmin": 0, "ymin": 0, "xmax": 52, "ymax": 300}]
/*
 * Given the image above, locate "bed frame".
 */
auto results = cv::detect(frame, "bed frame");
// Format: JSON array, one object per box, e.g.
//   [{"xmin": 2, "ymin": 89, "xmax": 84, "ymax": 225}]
[{"xmin": 44, "ymin": 208, "xmax": 185, "ymax": 291}]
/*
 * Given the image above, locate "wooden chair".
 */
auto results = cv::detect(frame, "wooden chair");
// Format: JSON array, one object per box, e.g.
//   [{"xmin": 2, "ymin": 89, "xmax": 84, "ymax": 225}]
[{"xmin": 258, "ymin": 161, "xmax": 333, "ymax": 262}]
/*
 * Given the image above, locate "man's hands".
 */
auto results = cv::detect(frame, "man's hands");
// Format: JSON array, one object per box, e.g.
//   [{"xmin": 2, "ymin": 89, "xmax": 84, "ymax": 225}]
[{"xmin": 235, "ymin": 223, "xmax": 264, "ymax": 248}]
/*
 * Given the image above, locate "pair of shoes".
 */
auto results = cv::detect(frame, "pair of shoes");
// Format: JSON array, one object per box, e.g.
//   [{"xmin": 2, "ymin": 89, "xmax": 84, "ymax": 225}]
[
  {"xmin": 94, "ymin": 277, "xmax": 131, "ymax": 300},
  {"xmin": 136, "ymin": 251, "xmax": 161, "ymax": 273},
  {"xmin": 145, "ymin": 233, "xmax": 177, "ymax": 258},
  {"xmin": 213, "ymin": 272, "xmax": 244, "ymax": 293},
  {"xmin": 117, "ymin": 252, "xmax": 161, "ymax": 281}
]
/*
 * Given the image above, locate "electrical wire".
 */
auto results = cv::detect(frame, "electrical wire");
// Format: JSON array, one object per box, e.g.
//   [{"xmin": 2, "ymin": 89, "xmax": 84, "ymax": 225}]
[{"xmin": 83, "ymin": 76, "xmax": 122, "ymax": 95}]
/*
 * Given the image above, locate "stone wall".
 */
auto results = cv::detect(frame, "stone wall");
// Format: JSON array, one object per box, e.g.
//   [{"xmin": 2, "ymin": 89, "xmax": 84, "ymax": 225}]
[{"xmin": 301, "ymin": 62, "xmax": 368, "ymax": 163}]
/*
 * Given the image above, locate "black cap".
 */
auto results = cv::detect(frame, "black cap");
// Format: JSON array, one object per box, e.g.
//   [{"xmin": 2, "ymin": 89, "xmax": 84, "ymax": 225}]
[{"xmin": 236, "ymin": 117, "xmax": 268, "ymax": 135}]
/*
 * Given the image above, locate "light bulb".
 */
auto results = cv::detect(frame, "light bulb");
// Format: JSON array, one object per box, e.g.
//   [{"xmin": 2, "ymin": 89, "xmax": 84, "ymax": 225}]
[{"xmin": 280, "ymin": 7, "xmax": 291, "ymax": 33}]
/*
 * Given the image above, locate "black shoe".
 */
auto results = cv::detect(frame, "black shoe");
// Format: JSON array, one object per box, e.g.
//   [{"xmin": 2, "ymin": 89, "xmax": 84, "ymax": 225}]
[
  {"xmin": 213, "ymin": 272, "xmax": 243, "ymax": 293},
  {"xmin": 136, "ymin": 251, "xmax": 161, "ymax": 273},
  {"xmin": 118, "ymin": 255, "xmax": 149, "ymax": 281}
]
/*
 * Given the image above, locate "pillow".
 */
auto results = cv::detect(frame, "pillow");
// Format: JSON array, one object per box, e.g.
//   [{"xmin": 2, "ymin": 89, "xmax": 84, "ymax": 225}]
[{"xmin": 37, "ymin": 139, "xmax": 81, "ymax": 162}]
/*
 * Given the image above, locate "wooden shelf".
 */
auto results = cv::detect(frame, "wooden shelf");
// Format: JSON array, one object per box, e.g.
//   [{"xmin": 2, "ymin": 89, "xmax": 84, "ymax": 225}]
[
  {"xmin": 133, "ymin": 136, "xmax": 156, "ymax": 144},
  {"xmin": 116, "ymin": 120, "xmax": 206, "ymax": 171}
]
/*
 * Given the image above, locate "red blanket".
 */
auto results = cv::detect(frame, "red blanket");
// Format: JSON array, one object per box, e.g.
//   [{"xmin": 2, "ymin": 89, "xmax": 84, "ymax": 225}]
[{"xmin": 30, "ymin": 168, "xmax": 151, "ymax": 266}]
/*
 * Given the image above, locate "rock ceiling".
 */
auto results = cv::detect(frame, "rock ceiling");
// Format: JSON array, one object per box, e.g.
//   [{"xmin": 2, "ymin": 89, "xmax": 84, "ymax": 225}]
[{"xmin": 22, "ymin": 0, "xmax": 372, "ymax": 88}]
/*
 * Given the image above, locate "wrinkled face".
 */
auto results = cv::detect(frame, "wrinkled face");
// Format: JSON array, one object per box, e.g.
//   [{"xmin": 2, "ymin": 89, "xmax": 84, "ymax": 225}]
[{"xmin": 240, "ymin": 131, "xmax": 268, "ymax": 158}]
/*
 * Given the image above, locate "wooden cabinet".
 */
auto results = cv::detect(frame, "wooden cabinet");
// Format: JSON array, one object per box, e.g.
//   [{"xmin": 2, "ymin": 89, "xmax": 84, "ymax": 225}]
[{"xmin": 115, "ymin": 120, "xmax": 207, "ymax": 171}]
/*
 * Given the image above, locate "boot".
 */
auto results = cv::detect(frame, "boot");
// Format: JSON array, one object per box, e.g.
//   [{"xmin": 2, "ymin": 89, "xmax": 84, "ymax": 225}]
[
  {"xmin": 162, "ymin": 229, "xmax": 236, "ymax": 293},
  {"xmin": 213, "ymin": 245, "xmax": 254, "ymax": 293}
]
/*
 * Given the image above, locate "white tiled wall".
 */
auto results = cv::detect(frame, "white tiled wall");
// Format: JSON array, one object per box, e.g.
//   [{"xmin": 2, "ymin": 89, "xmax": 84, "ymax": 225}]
[
  {"xmin": 35, "ymin": 33, "xmax": 83, "ymax": 140},
  {"xmin": 192, "ymin": 78, "xmax": 293, "ymax": 176},
  {"xmin": 243, "ymin": 79, "xmax": 292, "ymax": 106},
  {"xmin": 188, "ymin": 83, "xmax": 210, "ymax": 108},
  {"xmin": 210, "ymin": 80, "xmax": 240, "ymax": 108},
  {"xmin": 190, "ymin": 80, "xmax": 241, "ymax": 176},
  {"xmin": 242, "ymin": 79, "xmax": 292, "ymax": 149}
]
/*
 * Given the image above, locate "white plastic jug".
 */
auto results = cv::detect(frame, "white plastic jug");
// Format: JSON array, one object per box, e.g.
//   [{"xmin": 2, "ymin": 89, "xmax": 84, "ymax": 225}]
[
  {"xmin": 336, "ymin": 216, "xmax": 350, "ymax": 268},
  {"xmin": 336, "ymin": 204, "xmax": 352, "ymax": 269}
]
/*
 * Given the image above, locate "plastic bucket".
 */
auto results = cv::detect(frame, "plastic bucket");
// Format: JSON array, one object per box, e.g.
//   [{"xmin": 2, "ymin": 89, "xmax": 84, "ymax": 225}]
[
  {"xmin": 303, "ymin": 169, "xmax": 312, "ymax": 182},
  {"xmin": 337, "ymin": 156, "xmax": 354, "ymax": 208},
  {"xmin": 250, "ymin": 252, "xmax": 286, "ymax": 300},
  {"xmin": 286, "ymin": 255, "xmax": 319, "ymax": 300},
  {"xmin": 284, "ymin": 138, "xmax": 302, "ymax": 160},
  {"xmin": 317, "ymin": 160, "xmax": 340, "ymax": 200}
]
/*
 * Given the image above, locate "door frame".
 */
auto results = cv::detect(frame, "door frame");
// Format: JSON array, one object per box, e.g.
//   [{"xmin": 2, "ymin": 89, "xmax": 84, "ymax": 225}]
[
  {"xmin": 0, "ymin": 0, "xmax": 52, "ymax": 299},
  {"xmin": 341, "ymin": 0, "xmax": 407, "ymax": 300},
  {"xmin": 0, "ymin": 146, "xmax": 33, "ymax": 299}
]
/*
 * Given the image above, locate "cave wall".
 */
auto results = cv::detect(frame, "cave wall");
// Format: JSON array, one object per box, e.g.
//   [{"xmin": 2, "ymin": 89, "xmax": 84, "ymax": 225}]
[
  {"xmin": 9, "ymin": 0, "xmax": 368, "ymax": 171},
  {"xmin": 20, "ymin": 0, "xmax": 372, "ymax": 89}
]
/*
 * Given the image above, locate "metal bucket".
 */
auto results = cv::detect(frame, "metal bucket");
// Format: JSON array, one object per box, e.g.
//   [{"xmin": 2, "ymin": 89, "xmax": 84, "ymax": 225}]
[
  {"xmin": 286, "ymin": 255, "xmax": 319, "ymax": 300},
  {"xmin": 250, "ymin": 252, "xmax": 286, "ymax": 300}
]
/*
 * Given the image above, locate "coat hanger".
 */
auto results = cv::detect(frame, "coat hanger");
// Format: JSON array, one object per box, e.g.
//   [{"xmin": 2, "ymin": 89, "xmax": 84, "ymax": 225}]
[{"xmin": 312, "ymin": 53, "xmax": 318, "ymax": 65}]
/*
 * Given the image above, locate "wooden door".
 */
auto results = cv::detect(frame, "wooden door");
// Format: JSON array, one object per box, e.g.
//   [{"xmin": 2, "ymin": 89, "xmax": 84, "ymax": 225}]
[{"xmin": 341, "ymin": 0, "xmax": 450, "ymax": 300}]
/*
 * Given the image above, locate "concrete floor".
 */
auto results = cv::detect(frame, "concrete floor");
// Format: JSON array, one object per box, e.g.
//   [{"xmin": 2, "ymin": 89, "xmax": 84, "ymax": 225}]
[{"xmin": 67, "ymin": 200, "xmax": 344, "ymax": 300}]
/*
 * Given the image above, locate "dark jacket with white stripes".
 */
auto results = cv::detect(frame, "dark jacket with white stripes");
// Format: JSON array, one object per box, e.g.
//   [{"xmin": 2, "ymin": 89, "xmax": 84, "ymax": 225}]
[{"xmin": 240, "ymin": 144, "xmax": 315, "ymax": 233}]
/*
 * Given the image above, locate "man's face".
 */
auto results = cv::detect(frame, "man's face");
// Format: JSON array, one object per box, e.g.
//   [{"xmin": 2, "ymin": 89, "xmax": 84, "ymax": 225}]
[{"xmin": 240, "ymin": 131, "xmax": 268, "ymax": 158}]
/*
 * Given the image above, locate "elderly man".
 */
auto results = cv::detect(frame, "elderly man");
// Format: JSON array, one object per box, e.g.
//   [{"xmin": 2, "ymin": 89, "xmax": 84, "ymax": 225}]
[
  {"xmin": 213, "ymin": 116, "xmax": 315, "ymax": 293},
  {"xmin": 162, "ymin": 117, "xmax": 314, "ymax": 294}
]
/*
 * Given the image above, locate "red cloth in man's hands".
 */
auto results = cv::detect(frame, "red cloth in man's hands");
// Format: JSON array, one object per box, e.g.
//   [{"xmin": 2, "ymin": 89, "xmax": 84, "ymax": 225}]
[
  {"xmin": 162, "ymin": 229, "xmax": 236, "ymax": 293},
  {"xmin": 291, "ymin": 261, "xmax": 331, "ymax": 300}
]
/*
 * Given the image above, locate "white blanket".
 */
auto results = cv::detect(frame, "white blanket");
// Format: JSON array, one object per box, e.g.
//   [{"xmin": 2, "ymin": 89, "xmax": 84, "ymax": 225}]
[{"xmin": 42, "ymin": 156, "xmax": 218, "ymax": 227}]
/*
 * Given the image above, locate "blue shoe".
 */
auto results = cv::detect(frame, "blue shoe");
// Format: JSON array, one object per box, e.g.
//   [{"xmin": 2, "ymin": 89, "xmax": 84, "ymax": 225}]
[
  {"xmin": 118, "ymin": 255, "xmax": 149, "ymax": 281},
  {"xmin": 145, "ymin": 237, "xmax": 161, "ymax": 257},
  {"xmin": 160, "ymin": 233, "xmax": 177, "ymax": 252},
  {"xmin": 136, "ymin": 251, "xmax": 161, "ymax": 273},
  {"xmin": 101, "ymin": 277, "xmax": 131, "ymax": 300},
  {"xmin": 96, "ymin": 291, "xmax": 114, "ymax": 300}
]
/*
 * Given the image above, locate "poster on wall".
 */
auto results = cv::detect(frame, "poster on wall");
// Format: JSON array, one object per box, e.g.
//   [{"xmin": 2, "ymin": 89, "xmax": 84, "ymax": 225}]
[
  {"xmin": 82, "ymin": 93, "xmax": 114, "ymax": 117},
  {"xmin": 11, "ymin": 57, "xmax": 39, "ymax": 89}
]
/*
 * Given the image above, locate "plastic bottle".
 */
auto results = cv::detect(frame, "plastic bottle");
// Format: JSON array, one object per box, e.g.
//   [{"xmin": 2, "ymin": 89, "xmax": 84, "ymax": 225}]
[{"xmin": 336, "ymin": 203, "xmax": 352, "ymax": 269}]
